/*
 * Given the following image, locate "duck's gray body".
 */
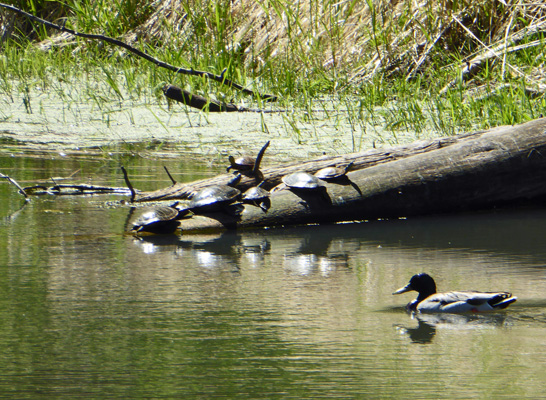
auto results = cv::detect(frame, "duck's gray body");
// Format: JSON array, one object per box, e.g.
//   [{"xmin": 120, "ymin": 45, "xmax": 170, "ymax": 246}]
[{"xmin": 393, "ymin": 273, "xmax": 517, "ymax": 313}]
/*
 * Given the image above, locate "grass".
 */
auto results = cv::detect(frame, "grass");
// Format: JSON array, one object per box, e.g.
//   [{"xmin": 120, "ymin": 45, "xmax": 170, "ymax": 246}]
[{"xmin": 1, "ymin": 0, "xmax": 546, "ymax": 150}]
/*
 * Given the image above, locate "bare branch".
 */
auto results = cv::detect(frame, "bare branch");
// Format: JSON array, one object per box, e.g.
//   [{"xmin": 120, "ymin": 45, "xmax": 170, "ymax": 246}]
[
  {"xmin": 0, "ymin": 172, "xmax": 29, "ymax": 199},
  {"xmin": 0, "ymin": 2, "xmax": 277, "ymax": 101}
]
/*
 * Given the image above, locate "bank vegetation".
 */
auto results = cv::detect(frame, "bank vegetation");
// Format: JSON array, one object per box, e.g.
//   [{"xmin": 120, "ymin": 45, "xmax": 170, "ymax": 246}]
[{"xmin": 1, "ymin": 0, "xmax": 546, "ymax": 138}]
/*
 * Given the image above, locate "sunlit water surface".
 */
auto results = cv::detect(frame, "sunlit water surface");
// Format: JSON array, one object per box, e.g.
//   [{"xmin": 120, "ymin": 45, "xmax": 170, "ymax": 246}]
[{"xmin": 1, "ymin": 153, "xmax": 545, "ymax": 399}]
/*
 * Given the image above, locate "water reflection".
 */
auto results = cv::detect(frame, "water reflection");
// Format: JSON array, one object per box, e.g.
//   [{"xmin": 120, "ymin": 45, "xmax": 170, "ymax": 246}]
[
  {"xmin": 395, "ymin": 312, "xmax": 513, "ymax": 344},
  {"xmin": 0, "ymin": 199, "xmax": 28, "ymax": 225},
  {"xmin": 131, "ymin": 228, "xmax": 354, "ymax": 276},
  {"xmin": 133, "ymin": 232, "xmax": 268, "ymax": 271},
  {"xmin": 3, "ymin": 154, "xmax": 546, "ymax": 399}
]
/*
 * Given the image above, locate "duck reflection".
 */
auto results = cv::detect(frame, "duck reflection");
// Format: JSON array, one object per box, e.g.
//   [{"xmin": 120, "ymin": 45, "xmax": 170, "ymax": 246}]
[
  {"xmin": 396, "ymin": 312, "xmax": 511, "ymax": 344},
  {"xmin": 395, "ymin": 315, "xmax": 437, "ymax": 344}
]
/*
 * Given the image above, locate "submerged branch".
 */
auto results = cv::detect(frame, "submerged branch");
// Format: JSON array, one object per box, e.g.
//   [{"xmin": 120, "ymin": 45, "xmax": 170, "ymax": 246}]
[{"xmin": 22, "ymin": 183, "xmax": 136, "ymax": 196}]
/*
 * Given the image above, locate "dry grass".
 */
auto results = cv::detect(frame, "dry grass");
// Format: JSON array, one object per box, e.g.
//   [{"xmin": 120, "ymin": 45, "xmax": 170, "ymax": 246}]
[
  {"xmin": 114, "ymin": 0, "xmax": 546, "ymax": 88},
  {"xmin": 5, "ymin": 0, "xmax": 546, "ymax": 90}
]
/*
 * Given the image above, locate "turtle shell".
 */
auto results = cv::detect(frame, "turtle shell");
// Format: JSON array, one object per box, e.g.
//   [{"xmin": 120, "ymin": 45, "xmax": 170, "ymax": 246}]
[
  {"xmin": 242, "ymin": 185, "xmax": 271, "ymax": 212},
  {"xmin": 282, "ymin": 172, "xmax": 322, "ymax": 190},
  {"xmin": 314, "ymin": 162, "xmax": 353, "ymax": 181},
  {"xmin": 189, "ymin": 185, "xmax": 241, "ymax": 213},
  {"xmin": 242, "ymin": 185, "xmax": 270, "ymax": 201},
  {"xmin": 227, "ymin": 155, "xmax": 255, "ymax": 172},
  {"xmin": 132, "ymin": 206, "xmax": 180, "ymax": 234}
]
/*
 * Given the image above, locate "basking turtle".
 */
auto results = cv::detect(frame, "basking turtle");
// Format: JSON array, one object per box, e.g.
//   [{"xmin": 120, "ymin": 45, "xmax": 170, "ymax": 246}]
[
  {"xmin": 282, "ymin": 172, "xmax": 323, "ymax": 190},
  {"xmin": 242, "ymin": 181, "xmax": 271, "ymax": 212},
  {"xmin": 227, "ymin": 155, "xmax": 255, "ymax": 172},
  {"xmin": 187, "ymin": 174, "xmax": 242, "ymax": 214},
  {"xmin": 278, "ymin": 172, "xmax": 331, "ymax": 205},
  {"xmin": 226, "ymin": 141, "xmax": 270, "ymax": 179},
  {"xmin": 314, "ymin": 162, "xmax": 354, "ymax": 181},
  {"xmin": 131, "ymin": 203, "xmax": 188, "ymax": 234},
  {"xmin": 188, "ymin": 185, "xmax": 242, "ymax": 214}
]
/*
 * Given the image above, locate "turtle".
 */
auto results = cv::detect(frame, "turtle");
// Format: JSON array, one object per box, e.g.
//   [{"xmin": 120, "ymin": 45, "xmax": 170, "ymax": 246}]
[
  {"xmin": 278, "ymin": 172, "xmax": 331, "ymax": 205},
  {"xmin": 281, "ymin": 172, "xmax": 323, "ymax": 190},
  {"xmin": 187, "ymin": 174, "xmax": 242, "ymax": 214},
  {"xmin": 227, "ymin": 155, "xmax": 255, "ymax": 172},
  {"xmin": 242, "ymin": 181, "xmax": 271, "ymax": 212},
  {"xmin": 226, "ymin": 141, "xmax": 270, "ymax": 179},
  {"xmin": 188, "ymin": 185, "xmax": 242, "ymax": 214},
  {"xmin": 314, "ymin": 162, "xmax": 354, "ymax": 181},
  {"xmin": 131, "ymin": 203, "xmax": 188, "ymax": 234}
]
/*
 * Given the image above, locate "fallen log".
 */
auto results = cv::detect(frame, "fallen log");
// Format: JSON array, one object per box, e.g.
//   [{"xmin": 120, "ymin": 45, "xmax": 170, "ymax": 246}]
[
  {"xmin": 163, "ymin": 85, "xmax": 240, "ymax": 112},
  {"xmin": 163, "ymin": 84, "xmax": 284, "ymax": 113},
  {"xmin": 136, "ymin": 133, "xmax": 469, "ymax": 202},
  {"xmin": 160, "ymin": 117, "xmax": 546, "ymax": 233}
]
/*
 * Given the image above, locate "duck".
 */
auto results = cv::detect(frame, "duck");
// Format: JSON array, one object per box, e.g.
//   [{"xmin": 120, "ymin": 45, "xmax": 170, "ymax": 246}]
[{"xmin": 392, "ymin": 273, "xmax": 517, "ymax": 313}]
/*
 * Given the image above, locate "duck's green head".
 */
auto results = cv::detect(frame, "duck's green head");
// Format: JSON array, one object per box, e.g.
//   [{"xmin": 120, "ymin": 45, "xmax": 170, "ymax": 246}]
[{"xmin": 393, "ymin": 273, "xmax": 437, "ymax": 297}]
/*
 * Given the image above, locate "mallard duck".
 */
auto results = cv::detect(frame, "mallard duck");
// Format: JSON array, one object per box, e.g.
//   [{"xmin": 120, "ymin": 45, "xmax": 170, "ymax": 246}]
[{"xmin": 393, "ymin": 273, "xmax": 517, "ymax": 313}]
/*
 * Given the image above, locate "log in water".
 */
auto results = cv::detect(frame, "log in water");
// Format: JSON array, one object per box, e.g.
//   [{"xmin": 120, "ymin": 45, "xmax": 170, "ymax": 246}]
[{"xmin": 136, "ymin": 118, "xmax": 546, "ymax": 233}]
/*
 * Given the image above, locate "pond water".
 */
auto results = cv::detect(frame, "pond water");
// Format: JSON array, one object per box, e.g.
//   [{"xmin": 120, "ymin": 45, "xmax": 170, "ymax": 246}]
[{"xmin": 1, "ymin": 152, "xmax": 546, "ymax": 399}]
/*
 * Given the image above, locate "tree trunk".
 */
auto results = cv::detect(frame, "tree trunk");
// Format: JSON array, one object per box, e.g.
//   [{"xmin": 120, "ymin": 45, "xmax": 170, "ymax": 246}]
[{"xmin": 137, "ymin": 118, "xmax": 546, "ymax": 233}]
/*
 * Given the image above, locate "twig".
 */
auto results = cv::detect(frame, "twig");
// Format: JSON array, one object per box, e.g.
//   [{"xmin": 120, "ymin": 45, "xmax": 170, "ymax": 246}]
[
  {"xmin": 164, "ymin": 166, "xmax": 176, "ymax": 185},
  {"xmin": 0, "ymin": 2, "xmax": 277, "ymax": 101},
  {"xmin": 120, "ymin": 166, "xmax": 136, "ymax": 203},
  {"xmin": 0, "ymin": 172, "xmax": 29, "ymax": 199},
  {"xmin": 41, "ymin": 169, "xmax": 80, "ymax": 183}
]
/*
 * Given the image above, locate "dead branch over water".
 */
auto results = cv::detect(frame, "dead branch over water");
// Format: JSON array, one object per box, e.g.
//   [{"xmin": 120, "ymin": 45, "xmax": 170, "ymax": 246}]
[{"xmin": 0, "ymin": 172, "xmax": 29, "ymax": 199}]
